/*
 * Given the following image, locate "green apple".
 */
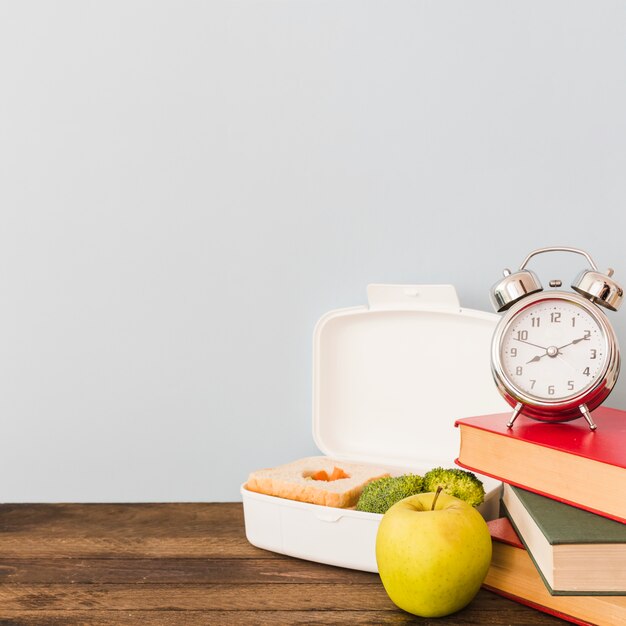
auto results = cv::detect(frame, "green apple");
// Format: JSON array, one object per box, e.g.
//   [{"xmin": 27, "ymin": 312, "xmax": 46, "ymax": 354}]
[{"xmin": 376, "ymin": 490, "xmax": 492, "ymax": 618}]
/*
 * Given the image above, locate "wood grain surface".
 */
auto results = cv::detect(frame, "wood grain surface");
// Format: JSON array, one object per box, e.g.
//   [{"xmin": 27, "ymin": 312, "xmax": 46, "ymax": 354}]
[{"xmin": 0, "ymin": 503, "xmax": 566, "ymax": 625}]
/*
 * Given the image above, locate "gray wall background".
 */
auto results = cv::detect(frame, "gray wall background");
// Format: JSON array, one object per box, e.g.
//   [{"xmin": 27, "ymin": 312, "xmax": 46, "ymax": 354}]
[{"xmin": 1, "ymin": 1, "xmax": 625, "ymax": 502}]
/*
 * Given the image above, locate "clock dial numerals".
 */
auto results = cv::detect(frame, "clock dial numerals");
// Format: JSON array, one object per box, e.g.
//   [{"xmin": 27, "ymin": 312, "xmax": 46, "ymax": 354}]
[{"xmin": 501, "ymin": 300, "xmax": 607, "ymax": 400}]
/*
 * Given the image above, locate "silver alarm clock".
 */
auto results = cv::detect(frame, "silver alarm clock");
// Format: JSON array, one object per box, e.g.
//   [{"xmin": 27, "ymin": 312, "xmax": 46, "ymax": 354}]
[{"xmin": 490, "ymin": 247, "xmax": 623, "ymax": 430}]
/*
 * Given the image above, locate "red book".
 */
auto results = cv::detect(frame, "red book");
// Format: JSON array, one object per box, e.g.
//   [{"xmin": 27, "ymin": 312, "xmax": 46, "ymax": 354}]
[
  {"xmin": 485, "ymin": 518, "xmax": 626, "ymax": 626},
  {"xmin": 455, "ymin": 406, "xmax": 626, "ymax": 523}
]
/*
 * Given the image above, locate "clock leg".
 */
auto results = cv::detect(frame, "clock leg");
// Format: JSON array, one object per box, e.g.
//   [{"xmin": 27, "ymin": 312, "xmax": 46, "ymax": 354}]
[
  {"xmin": 579, "ymin": 404, "xmax": 597, "ymax": 431},
  {"xmin": 506, "ymin": 402, "xmax": 523, "ymax": 428}
]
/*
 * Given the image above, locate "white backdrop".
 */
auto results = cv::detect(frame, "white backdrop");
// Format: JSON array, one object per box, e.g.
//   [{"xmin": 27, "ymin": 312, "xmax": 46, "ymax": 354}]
[{"xmin": 1, "ymin": 1, "xmax": 625, "ymax": 501}]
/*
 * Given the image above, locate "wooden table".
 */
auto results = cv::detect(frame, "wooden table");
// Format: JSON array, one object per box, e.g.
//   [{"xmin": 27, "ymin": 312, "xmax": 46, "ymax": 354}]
[{"xmin": 0, "ymin": 503, "xmax": 566, "ymax": 624}]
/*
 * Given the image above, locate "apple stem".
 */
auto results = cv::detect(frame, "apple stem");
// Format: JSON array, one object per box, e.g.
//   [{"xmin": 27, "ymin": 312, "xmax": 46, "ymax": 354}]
[{"xmin": 431, "ymin": 486, "xmax": 443, "ymax": 511}]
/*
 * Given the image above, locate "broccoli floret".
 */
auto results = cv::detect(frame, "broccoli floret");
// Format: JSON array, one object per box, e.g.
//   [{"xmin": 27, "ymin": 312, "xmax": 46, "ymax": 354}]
[
  {"xmin": 422, "ymin": 467, "xmax": 485, "ymax": 507},
  {"xmin": 356, "ymin": 474, "xmax": 424, "ymax": 514}
]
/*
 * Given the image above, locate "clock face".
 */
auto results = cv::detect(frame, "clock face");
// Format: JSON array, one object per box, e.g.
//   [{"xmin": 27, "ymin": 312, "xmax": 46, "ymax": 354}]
[{"xmin": 499, "ymin": 298, "xmax": 608, "ymax": 401}]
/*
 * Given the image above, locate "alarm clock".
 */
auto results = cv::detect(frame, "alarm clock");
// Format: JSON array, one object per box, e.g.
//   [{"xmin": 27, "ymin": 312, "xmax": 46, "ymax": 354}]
[{"xmin": 490, "ymin": 246, "xmax": 623, "ymax": 430}]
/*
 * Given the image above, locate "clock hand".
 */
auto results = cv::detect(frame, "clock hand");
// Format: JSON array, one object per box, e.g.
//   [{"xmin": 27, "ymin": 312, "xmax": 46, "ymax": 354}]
[
  {"xmin": 557, "ymin": 336, "xmax": 587, "ymax": 351},
  {"xmin": 556, "ymin": 353, "xmax": 577, "ymax": 372},
  {"xmin": 514, "ymin": 338, "xmax": 551, "ymax": 364},
  {"xmin": 524, "ymin": 336, "xmax": 588, "ymax": 365},
  {"xmin": 513, "ymin": 338, "xmax": 549, "ymax": 351},
  {"xmin": 526, "ymin": 344, "xmax": 562, "ymax": 364},
  {"xmin": 515, "ymin": 337, "xmax": 577, "ymax": 365}
]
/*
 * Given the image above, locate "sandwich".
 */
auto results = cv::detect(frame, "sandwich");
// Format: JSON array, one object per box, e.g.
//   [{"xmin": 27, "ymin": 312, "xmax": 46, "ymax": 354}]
[{"xmin": 246, "ymin": 456, "xmax": 391, "ymax": 508}]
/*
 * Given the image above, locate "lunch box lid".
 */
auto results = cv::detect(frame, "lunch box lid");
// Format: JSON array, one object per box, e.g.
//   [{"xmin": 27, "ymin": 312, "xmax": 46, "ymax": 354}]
[{"xmin": 312, "ymin": 284, "xmax": 509, "ymax": 469}]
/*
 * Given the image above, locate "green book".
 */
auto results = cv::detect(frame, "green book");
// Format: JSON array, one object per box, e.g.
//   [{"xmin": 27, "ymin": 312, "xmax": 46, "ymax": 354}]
[{"xmin": 501, "ymin": 483, "xmax": 626, "ymax": 595}]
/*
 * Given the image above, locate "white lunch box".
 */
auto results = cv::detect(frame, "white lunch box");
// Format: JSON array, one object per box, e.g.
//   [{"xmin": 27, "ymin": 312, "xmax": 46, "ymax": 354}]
[{"xmin": 241, "ymin": 284, "xmax": 509, "ymax": 572}]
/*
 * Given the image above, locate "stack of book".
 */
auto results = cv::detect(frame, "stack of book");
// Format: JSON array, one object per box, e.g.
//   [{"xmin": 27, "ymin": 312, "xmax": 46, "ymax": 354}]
[{"xmin": 455, "ymin": 406, "xmax": 626, "ymax": 626}]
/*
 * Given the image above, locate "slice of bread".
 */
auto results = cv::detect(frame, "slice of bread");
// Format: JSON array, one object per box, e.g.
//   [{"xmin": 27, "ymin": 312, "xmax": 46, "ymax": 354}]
[{"xmin": 245, "ymin": 456, "xmax": 390, "ymax": 508}]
